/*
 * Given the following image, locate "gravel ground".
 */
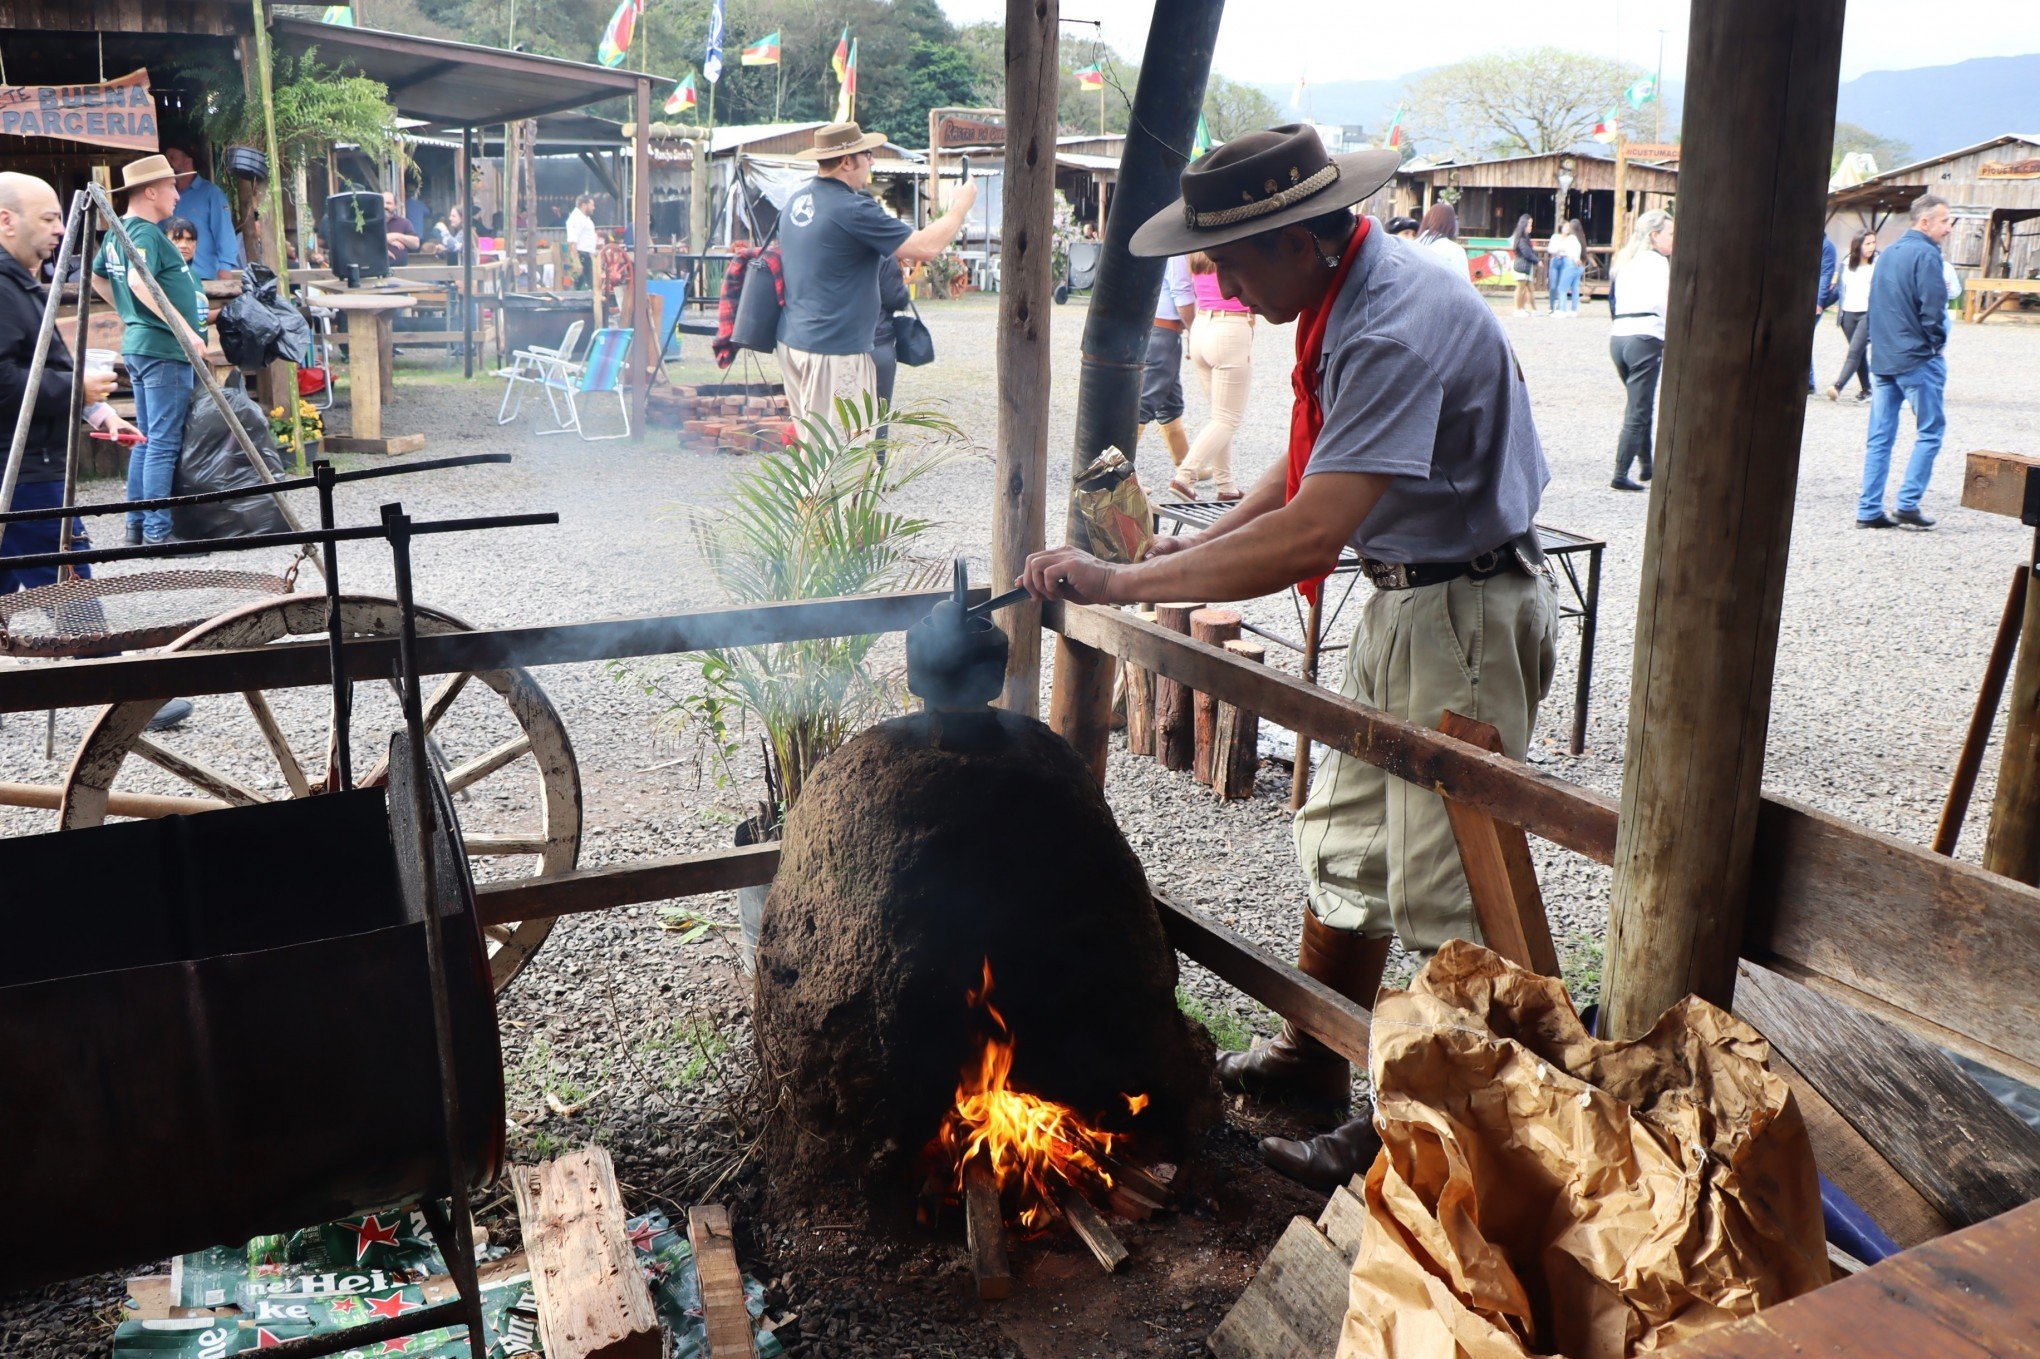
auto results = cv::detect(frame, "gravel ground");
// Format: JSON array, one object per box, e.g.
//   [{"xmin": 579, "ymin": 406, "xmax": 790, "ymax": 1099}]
[{"xmin": 4, "ymin": 291, "xmax": 2036, "ymax": 1358}]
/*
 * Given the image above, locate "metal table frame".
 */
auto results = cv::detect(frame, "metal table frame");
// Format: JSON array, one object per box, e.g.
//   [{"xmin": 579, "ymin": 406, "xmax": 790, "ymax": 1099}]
[{"xmin": 1155, "ymin": 503, "xmax": 1604, "ymax": 754}]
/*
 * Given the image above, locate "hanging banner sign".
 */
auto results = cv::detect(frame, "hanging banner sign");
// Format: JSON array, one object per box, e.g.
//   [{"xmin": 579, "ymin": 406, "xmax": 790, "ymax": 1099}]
[
  {"xmin": 936, "ymin": 114, "xmax": 1006, "ymax": 150},
  {"xmin": 1979, "ymin": 159, "xmax": 2040, "ymax": 180},
  {"xmin": 0, "ymin": 68, "xmax": 160, "ymax": 151}
]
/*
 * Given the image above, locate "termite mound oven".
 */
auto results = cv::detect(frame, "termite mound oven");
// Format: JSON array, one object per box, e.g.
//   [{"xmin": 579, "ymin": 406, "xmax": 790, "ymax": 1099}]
[{"xmin": 751, "ymin": 579, "xmax": 1220, "ymax": 1220}]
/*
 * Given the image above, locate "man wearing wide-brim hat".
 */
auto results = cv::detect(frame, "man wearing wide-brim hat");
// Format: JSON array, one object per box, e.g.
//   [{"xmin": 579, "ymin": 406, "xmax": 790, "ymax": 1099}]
[
  {"xmin": 1019, "ymin": 125, "xmax": 1559, "ymax": 1191},
  {"xmin": 772, "ymin": 121, "xmax": 976, "ymax": 430},
  {"xmin": 91, "ymin": 153, "xmax": 209, "ymax": 547}
]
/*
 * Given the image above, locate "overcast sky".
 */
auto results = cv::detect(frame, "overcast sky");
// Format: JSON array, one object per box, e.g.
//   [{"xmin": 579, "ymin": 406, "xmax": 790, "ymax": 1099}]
[{"xmin": 936, "ymin": 0, "xmax": 2039, "ymax": 86}]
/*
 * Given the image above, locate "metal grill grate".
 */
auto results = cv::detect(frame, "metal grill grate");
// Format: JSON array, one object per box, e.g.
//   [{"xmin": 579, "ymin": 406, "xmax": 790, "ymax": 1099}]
[{"xmin": 0, "ymin": 570, "xmax": 294, "ymax": 658}]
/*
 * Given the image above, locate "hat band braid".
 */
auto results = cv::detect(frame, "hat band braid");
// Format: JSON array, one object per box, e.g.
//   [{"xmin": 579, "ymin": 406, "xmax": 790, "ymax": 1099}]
[{"xmin": 1185, "ymin": 162, "xmax": 1340, "ymax": 229}]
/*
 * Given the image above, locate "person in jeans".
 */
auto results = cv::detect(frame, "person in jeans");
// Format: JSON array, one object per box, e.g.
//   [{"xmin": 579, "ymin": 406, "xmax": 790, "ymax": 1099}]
[
  {"xmin": 1607, "ymin": 210, "xmax": 1674, "ymax": 491},
  {"xmin": 1508, "ymin": 214, "xmax": 1538, "ymax": 315},
  {"xmin": 1138, "ymin": 252, "xmax": 1197, "ymax": 484},
  {"xmin": 1811, "ymin": 233, "xmax": 1840, "ymax": 392},
  {"xmin": 92, "ymin": 154, "xmax": 208, "ymax": 547},
  {"xmin": 1858, "ymin": 194, "xmax": 1953, "ymax": 530},
  {"xmin": 1545, "ymin": 218, "xmax": 1584, "ymax": 316},
  {"xmin": 1173, "ymin": 250, "xmax": 1255, "ymax": 501},
  {"xmin": 871, "ymin": 252, "xmax": 911, "ymax": 449},
  {"xmin": 1825, "ymin": 230, "xmax": 1878, "ymax": 402}
]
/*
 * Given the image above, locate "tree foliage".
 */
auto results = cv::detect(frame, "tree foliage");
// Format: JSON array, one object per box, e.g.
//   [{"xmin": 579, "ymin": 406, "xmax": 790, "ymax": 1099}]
[
  {"xmin": 1406, "ymin": 48, "xmax": 1649, "ymax": 158},
  {"xmin": 1831, "ymin": 121, "xmax": 1912, "ymax": 174},
  {"xmin": 1203, "ymin": 75, "xmax": 1280, "ymax": 142}
]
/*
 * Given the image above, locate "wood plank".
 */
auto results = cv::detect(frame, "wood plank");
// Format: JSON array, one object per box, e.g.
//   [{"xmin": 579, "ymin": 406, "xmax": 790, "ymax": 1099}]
[
  {"xmin": 1436, "ymin": 711, "xmax": 1561, "ymax": 976},
  {"xmin": 1748, "ymin": 793, "xmax": 2040, "ymax": 1076},
  {"xmin": 1985, "ymin": 545, "xmax": 2040, "ymax": 885},
  {"xmin": 1764, "ymin": 1044, "xmax": 1954, "ymax": 1251},
  {"xmin": 1213, "ymin": 639, "xmax": 1265, "ymax": 800},
  {"xmin": 1155, "ymin": 892, "xmax": 1371, "ymax": 1068},
  {"xmin": 1153, "ymin": 603, "xmax": 1203, "ymax": 772},
  {"xmin": 325, "ymin": 433, "xmax": 428, "ymax": 456},
  {"xmin": 1125, "ymin": 609, "xmax": 1158, "ymax": 757},
  {"xmin": 1190, "ymin": 608, "xmax": 1242, "ymax": 784},
  {"xmin": 686, "ymin": 1205, "xmax": 760, "ymax": 1359},
  {"xmin": 476, "ymin": 843, "xmax": 779, "ymax": 926},
  {"xmin": 1053, "ymin": 1183, "xmax": 1128, "ymax": 1273},
  {"xmin": 1315, "ymin": 1184, "xmax": 1369, "ymax": 1257},
  {"xmin": 1657, "ymin": 1199, "xmax": 2040, "ymax": 1359},
  {"xmin": 1960, "ymin": 449, "xmax": 2040, "ymax": 520},
  {"xmin": 1733, "ymin": 959, "xmax": 2040, "ymax": 1228},
  {"xmin": 1208, "ymin": 1216, "xmax": 1349, "ymax": 1359},
  {"xmin": 1048, "ymin": 602, "xmax": 1622, "ymax": 863},
  {"xmin": 511, "ymin": 1146, "xmax": 661, "ymax": 1359},
  {"xmin": 964, "ymin": 1159, "xmax": 1012, "ymax": 1300}
]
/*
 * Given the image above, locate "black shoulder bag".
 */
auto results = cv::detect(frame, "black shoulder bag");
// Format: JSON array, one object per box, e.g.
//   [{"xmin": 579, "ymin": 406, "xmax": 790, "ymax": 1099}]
[{"xmin": 892, "ymin": 296, "xmax": 935, "ymax": 367}]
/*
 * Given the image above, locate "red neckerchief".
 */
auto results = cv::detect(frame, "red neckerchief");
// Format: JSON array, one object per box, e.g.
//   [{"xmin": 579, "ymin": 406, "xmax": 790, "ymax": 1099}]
[{"xmin": 1286, "ymin": 218, "xmax": 1370, "ymax": 604}]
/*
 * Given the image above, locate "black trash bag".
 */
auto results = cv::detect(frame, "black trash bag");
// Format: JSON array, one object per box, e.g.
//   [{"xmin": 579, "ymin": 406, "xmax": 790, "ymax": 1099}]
[
  {"xmin": 172, "ymin": 380, "xmax": 291, "ymax": 541},
  {"xmin": 217, "ymin": 264, "xmax": 314, "ymax": 369}
]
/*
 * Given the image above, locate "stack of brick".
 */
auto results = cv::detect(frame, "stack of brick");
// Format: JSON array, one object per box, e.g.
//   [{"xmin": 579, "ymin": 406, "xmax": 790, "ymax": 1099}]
[{"xmin": 660, "ymin": 382, "xmax": 797, "ymax": 454}]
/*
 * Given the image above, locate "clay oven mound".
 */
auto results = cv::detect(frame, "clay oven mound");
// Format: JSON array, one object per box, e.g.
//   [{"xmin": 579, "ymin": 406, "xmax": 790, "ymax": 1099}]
[{"xmin": 753, "ymin": 710, "xmax": 1218, "ymax": 1214}]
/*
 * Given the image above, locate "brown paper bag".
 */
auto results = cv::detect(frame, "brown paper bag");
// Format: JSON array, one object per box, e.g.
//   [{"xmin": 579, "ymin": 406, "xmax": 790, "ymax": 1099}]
[
  {"xmin": 1070, "ymin": 447, "xmax": 1154, "ymax": 565},
  {"xmin": 1340, "ymin": 942, "xmax": 1828, "ymax": 1359}
]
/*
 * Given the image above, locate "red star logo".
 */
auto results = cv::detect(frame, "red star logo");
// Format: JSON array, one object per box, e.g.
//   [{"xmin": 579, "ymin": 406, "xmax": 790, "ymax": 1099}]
[
  {"xmin": 364, "ymin": 1292, "xmax": 422, "ymax": 1320},
  {"xmin": 626, "ymin": 1218, "xmax": 660, "ymax": 1253},
  {"xmin": 351, "ymin": 1213, "xmax": 403, "ymax": 1262},
  {"xmin": 330, "ymin": 1296, "xmax": 359, "ymax": 1316},
  {"xmin": 256, "ymin": 1330, "xmax": 289, "ymax": 1349},
  {"xmin": 380, "ymin": 1338, "xmax": 414, "ymax": 1355}
]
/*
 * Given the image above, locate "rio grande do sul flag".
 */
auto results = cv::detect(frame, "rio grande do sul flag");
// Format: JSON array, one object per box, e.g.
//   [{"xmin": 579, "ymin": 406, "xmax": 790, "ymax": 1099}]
[
  {"xmin": 1592, "ymin": 105, "xmax": 1619, "ymax": 143},
  {"xmin": 664, "ymin": 73, "xmax": 698, "ymax": 115},
  {"xmin": 831, "ymin": 26, "xmax": 851, "ymax": 81},
  {"xmin": 833, "ymin": 38, "xmax": 858, "ymax": 122},
  {"xmin": 741, "ymin": 31, "xmax": 782, "ymax": 65},
  {"xmin": 1075, "ymin": 62, "xmax": 1104, "ymax": 91},
  {"xmin": 597, "ymin": 0, "xmax": 642, "ymax": 68}
]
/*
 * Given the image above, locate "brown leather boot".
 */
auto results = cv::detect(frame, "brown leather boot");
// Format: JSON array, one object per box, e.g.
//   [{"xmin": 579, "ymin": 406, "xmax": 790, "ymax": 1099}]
[
  {"xmin": 1258, "ymin": 1108, "xmax": 1384, "ymax": 1193},
  {"xmin": 1160, "ymin": 418, "xmax": 1190, "ymax": 467},
  {"xmin": 1214, "ymin": 917, "xmax": 1389, "ymax": 1114}
]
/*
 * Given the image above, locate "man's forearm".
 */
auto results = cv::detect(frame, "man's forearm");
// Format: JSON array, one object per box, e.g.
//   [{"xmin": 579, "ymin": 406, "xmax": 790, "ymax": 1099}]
[
  {"xmin": 899, "ymin": 203, "xmax": 971, "ymax": 262},
  {"xmin": 1186, "ymin": 460, "xmax": 1287, "ymax": 545},
  {"xmin": 1116, "ymin": 506, "xmax": 1340, "ymax": 605}
]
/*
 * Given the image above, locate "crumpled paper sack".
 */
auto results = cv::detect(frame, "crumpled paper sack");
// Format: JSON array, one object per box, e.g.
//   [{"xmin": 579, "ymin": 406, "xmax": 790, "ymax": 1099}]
[
  {"xmin": 1070, "ymin": 447, "xmax": 1154, "ymax": 564},
  {"xmin": 1339, "ymin": 942, "xmax": 1827, "ymax": 1359}
]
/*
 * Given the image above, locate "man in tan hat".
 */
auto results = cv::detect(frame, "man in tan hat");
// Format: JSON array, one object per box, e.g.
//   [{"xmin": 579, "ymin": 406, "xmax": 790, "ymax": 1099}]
[
  {"xmin": 90, "ymin": 153, "xmax": 208, "ymax": 546},
  {"xmin": 775, "ymin": 121, "xmax": 976, "ymax": 430},
  {"xmin": 1018, "ymin": 125, "xmax": 1559, "ymax": 1193}
]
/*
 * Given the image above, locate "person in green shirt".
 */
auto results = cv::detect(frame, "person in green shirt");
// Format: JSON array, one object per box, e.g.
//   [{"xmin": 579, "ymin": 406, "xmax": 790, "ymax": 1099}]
[{"xmin": 91, "ymin": 153, "xmax": 207, "ymax": 545}]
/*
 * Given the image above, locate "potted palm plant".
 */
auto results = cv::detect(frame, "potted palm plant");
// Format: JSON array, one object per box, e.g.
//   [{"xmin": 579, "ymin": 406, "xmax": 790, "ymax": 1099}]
[{"xmin": 616, "ymin": 396, "xmax": 964, "ymax": 969}]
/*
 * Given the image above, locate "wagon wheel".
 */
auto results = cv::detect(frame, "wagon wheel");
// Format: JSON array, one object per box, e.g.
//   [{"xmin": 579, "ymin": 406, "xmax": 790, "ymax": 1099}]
[{"xmin": 60, "ymin": 594, "xmax": 582, "ymax": 994}]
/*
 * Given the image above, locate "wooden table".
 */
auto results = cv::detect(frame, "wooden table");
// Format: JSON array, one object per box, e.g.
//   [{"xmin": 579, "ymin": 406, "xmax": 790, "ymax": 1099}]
[
  {"xmin": 1963, "ymin": 276, "xmax": 2040, "ymax": 323},
  {"xmin": 305, "ymin": 287, "xmax": 426, "ymax": 456}
]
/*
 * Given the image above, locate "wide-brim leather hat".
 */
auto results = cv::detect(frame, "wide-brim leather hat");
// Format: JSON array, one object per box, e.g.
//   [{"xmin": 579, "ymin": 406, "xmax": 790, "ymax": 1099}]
[
  {"xmin": 117, "ymin": 153, "xmax": 178, "ymax": 194},
  {"xmin": 1131, "ymin": 124, "xmax": 1401, "ymax": 257},
  {"xmin": 792, "ymin": 121, "xmax": 888, "ymax": 161}
]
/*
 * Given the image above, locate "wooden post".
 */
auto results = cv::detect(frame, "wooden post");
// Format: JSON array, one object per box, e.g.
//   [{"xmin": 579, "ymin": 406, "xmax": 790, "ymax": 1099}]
[
  {"xmin": 1985, "ymin": 530, "xmax": 2040, "ymax": 884},
  {"xmin": 991, "ymin": 0, "xmax": 1059, "ymax": 716},
  {"xmin": 1437, "ymin": 711, "xmax": 1560, "ymax": 977},
  {"xmin": 1125, "ymin": 609, "xmax": 1157, "ymax": 756},
  {"xmin": 1289, "ymin": 590, "xmax": 1324, "ymax": 810},
  {"xmin": 1937, "ymin": 564, "xmax": 2027, "ymax": 856},
  {"xmin": 1048, "ymin": 636, "xmax": 1115, "ymax": 785},
  {"xmin": 1153, "ymin": 602, "xmax": 1201, "ymax": 772},
  {"xmin": 1213, "ymin": 639, "xmax": 1265, "ymax": 800},
  {"xmin": 1190, "ymin": 607, "xmax": 1242, "ymax": 783},
  {"xmin": 1601, "ymin": 0, "xmax": 1847, "ymax": 1041},
  {"xmin": 629, "ymin": 78, "xmax": 653, "ymax": 442}
]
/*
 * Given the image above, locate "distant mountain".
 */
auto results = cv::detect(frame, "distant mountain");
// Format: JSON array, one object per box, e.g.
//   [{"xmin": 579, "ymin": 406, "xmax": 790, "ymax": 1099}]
[
  {"xmin": 1835, "ymin": 55, "xmax": 2040, "ymax": 165},
  {"xmin": 1252, "ymin": 52, "xmax": 2040, "ymax": 165}
]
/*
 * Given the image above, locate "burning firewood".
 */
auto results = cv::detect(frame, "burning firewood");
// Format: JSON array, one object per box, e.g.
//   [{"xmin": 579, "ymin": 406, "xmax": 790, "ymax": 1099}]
[
  {"xmin": 963, "ymin": 1157, "xmax": 1012, "ymax": 1301},
  {"xmin": 1051, "ymin": 1182, "xmax": 1129, "ymax": 1274}
]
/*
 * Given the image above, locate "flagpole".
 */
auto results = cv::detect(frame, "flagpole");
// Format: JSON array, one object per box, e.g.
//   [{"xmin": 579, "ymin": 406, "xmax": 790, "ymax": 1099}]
[
  {"xmin": 1654, "ymin": 29, "xmax": 1665, "ymax": 143},
  {"xmin": 775, "ymin": 56, "xmax": 783, "ymax": 122}
]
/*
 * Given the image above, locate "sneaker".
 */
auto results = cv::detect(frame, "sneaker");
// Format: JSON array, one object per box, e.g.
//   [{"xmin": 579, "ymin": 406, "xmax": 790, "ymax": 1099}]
[
  {"xmin": 1854, "ymin": 389, "xmax": 1871, "ymax": 403},
  {"xmin": 1610, "ymin": 476, "xmax": 1645, "ymax": 492},
  {"xmin": 1857, "ymin": 514, "xmax": 1898, "ymax": 529},
  {"xmin": 1894, "ymin": 508, "xmax": 1936, "ymax": 529},
  {"xmin": 123, "ymin": 526, "xmax": 142, "ymax": 547},
  {"xmin": 146, "ymin": 698, "xmax": 194, "ymax": 732}
]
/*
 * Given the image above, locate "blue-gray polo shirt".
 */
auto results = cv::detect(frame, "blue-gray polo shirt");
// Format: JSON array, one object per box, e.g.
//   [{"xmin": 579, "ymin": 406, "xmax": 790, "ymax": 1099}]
[
  {"xmin": 1303, "ymin": 220, "xmax": 1548, "ymax": 565},
  {"xmin": 777, "ymin": 177, "xmax": 912, "ymax": 357}
]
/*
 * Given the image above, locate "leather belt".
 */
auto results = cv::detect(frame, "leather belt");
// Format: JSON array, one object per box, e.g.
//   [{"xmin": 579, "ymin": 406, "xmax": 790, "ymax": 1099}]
[
  {"xmin": 1152, "ymin": 317, "xmax": 1185, "ymax": 332},
  {"xmin": 1359, "ymin": 549, "xmax": 1522, "ymax": 592}
]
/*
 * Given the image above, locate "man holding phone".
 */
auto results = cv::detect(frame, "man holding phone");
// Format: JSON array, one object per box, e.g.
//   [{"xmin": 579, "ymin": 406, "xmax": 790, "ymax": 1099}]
[{"xmin": 0, "ymin": 171, "xmax": 136, "ymax": 592}]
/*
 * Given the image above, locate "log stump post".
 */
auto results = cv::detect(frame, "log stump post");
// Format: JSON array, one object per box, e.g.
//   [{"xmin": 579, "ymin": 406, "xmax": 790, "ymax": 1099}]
[
  {"xmin": 1126, "ymin": 609, "xmax": 1158, "ymax": 757},
  {"xmin": 1153, "ymin": 603, "xmax": 1202, "ymax": 773},
  {"xmin": 1190, "ymin": 608, "xmax": 1243, "ymax": 784},
  {"xmin": 1213, "ymin": 639, "xmax": 1266, "ymax": 800}
]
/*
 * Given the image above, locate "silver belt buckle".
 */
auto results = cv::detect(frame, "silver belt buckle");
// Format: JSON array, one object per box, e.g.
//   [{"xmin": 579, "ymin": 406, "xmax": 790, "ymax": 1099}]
[{"xmin": 1363, "ymin": 559, "xmax": 1412, "ymax": 590}]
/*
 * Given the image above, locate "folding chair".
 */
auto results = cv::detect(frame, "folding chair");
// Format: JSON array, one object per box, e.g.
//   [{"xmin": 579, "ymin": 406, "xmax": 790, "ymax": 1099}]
[
  {"xmin": 495, "ymin": 318, "xmax": 585, "ymax": 425},
  {"xmin": 535, "ymin": 327, "xmax": 633, "ymax": 441}
]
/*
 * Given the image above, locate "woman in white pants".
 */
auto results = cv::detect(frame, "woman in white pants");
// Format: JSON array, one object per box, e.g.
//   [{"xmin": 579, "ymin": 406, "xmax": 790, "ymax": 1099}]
[{"xmin": 1173, "ymin": 251, "xmax": 1255, "ymax": 500}]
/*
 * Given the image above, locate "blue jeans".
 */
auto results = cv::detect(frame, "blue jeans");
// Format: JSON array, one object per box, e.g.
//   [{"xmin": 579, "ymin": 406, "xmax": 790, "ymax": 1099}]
[
  {"xmin": 1858, "ymin": 355, "xmax": 1948, "ymax": 520},
  {"xmin": 125, "ymin": 354, "xmax": 195, "ymax": 541},
  {"xmin": 1549, "ymin": 257, "xmax": 1581, "ymax": 312},
  {"xmin": 0, "ymin": 478, "xmax": 92, "ymax": 593}
]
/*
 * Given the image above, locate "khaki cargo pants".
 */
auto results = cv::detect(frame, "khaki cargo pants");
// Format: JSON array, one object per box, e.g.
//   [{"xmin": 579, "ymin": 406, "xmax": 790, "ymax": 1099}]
[
  {"xmin": 776, "ymin": 344, "xmax": 877, "ymax": 433},
  {"xmin": 1293, "ymin": 568, "xmax": 1558, "ymax": 955}
]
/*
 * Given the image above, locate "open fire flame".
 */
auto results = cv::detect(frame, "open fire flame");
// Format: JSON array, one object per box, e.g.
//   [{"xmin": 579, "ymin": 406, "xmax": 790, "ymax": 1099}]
[{"xmin": 928, "ymin": 958, "xmax": 1147, "ymax": 1230}]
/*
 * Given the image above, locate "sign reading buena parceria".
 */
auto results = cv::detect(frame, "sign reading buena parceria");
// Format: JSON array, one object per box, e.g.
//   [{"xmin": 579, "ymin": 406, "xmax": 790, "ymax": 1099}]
[{"xmin": 0, "ymin": 68, "xmax": 159, "ymax": 152}]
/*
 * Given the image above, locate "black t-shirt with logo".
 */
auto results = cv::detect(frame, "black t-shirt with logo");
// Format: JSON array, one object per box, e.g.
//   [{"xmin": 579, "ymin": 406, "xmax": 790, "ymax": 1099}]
[{"xmin": 777, "ymin": 177, "xmax": 911, "ymax": 356}]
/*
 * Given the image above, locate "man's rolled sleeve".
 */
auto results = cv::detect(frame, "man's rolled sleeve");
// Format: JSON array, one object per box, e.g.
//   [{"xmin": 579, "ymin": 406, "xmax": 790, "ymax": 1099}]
[
  {"xmin": 843, "ymin": 193, "xmax": 912, "ymax": 256},
  {"xmin": 1303, "ymin": 336, "xmax": 1444, "ymax": 480}
]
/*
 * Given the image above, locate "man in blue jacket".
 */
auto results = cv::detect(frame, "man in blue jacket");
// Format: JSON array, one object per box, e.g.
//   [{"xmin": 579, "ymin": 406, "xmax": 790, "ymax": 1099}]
[
  {"xmin": 1812, "ymin": 234, "xmax": 1839, "ymax": 392},
  {"xmin": 1858, "ymin": 194, "xmax": 1953, "ymax": 529}
]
